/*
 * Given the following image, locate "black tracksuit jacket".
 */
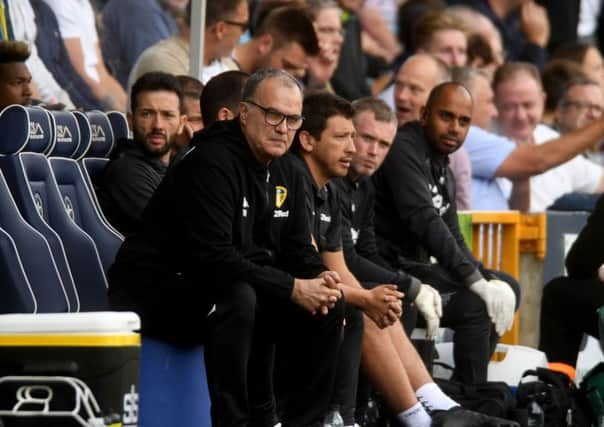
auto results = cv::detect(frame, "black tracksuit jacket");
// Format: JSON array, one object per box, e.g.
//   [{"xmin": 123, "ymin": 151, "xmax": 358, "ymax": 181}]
[
  {"xmin": 108, "ymin": 119, "xmax": 326, "ymax": 340},
  {"xmin": 372, "ymin": 121, "xmax": 483, "ymax": 287},
  {"xmin": 333, "ymin": 176, "xmax": 421, "ymax": 300}
]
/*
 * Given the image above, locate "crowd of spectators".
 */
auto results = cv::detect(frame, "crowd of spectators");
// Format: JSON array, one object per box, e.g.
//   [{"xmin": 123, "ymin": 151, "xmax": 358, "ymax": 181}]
[{"xmin": 3, "ymin": 0, "xmax": 604, "ymax": 425}]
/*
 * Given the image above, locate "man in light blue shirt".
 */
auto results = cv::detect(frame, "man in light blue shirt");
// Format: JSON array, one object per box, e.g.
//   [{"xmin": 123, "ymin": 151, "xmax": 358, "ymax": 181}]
[
  {"xmin": 464, "ymin": 126, "xmax": 515, "ymax": 210},
  {"xmin": 452, "ymin": 67, "xmax": 604, "ymax": 210}
]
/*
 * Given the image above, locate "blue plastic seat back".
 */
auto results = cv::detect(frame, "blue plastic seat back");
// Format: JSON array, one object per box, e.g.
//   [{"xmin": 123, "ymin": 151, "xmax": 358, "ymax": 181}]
[
  {"xmin": 25, "ymin": 106, "xmax": 55, "ymax": 154},
  {"xmin": 0, "ymin": 228, "xmax": 36, "ymax": 314},
  {"xmin": 0, "ymin": 107, "xmax": 80, "ymax": 311},
  {"xmin": 0, "ymin": 171, "xmax": 69, "ymax": 313},
  {"xmin": 49, "ymin": 157, "xmax": 123, "ymax": 273},
  {"xmin": 48, "ymin": 111, "xmax": 81, "ymax": 158},
  {"xmin": 85, "ymin": 111, "xmax": 115, "ymax": 158},
  {"xmin": 72, "ymin": 111, "xmax": 92, "ymax": 159},
  {"xmin": 14, "ymin": 153, "xmax": 109, "ymax": 311},
  {"xmin": 106, "ymin": 111, "xmax": 130, "ymax": 141},
  {"xmin": 0, "ymin": 105, "xmax": 29, "ymax": 156}
]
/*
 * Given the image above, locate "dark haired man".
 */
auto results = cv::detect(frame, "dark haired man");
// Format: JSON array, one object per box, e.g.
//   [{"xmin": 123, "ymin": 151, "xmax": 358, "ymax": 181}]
[
  {"xmin": 233, "ymin": 4, "xmax": 320, "ymax": 79},
  {"xmin": 171, "ymin": 74, "xmax": 204, "ymax": 159},
  {"xmin": 97, "ymin": 71, "xmax": 185, "ymax": 235},
  {"xmin": 289, "ymin": 91, "xmax": 401, "ymax": 426},
  {"xmin": 0, "ymin": 40, "xmax": 33, "ymax": 108},
  {"xmin": 290, "ymin": 92, "xmax": 516, "ymax": 426},
  {"xmin": 373, "ymin": 82, "xmax": 521, "ymax": 385},
  {"xmin": 109, "ymin": 69, "xmax": 345, "ymax": 426},
  {"xmin": 201, "ymin": 70, "xmax": 249, "ymax": 127},
  {"xmin": 130, "ymin": 0, "xmax": 248, "ymax": 85}
]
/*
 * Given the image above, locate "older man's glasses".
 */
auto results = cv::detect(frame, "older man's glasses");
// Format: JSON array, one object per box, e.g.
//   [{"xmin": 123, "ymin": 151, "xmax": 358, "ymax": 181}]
[{"xmin": 245, "ymin": 100, "xmax": 304, "ymax": 130}]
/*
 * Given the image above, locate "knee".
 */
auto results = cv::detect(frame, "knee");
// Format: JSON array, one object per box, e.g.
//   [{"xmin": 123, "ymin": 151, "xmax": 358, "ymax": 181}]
[
  {"xmin": 447, "ymin": 290, "xmax": 490, "ymax": 325},
  {"xmin": 213, "ymin": 282, "xmax": 258, "ymax": 326}
]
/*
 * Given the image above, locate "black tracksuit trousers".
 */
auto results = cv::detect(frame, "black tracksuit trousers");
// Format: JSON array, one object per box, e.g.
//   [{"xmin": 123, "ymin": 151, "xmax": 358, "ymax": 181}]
[
  {"xmin": 400, "ymin": 264, "xmax": 521, "ymax": 384},
  {"xmin": 539, "ymin": 276, "xmax": 604, "ymax": 366},
  {"xmin": 204, "ymin": 281, "xmax": 345, "ymax": 427}
]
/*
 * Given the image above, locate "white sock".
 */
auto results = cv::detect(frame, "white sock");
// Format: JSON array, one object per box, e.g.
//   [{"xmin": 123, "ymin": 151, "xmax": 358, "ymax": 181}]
[
  {"xmin": 397, "ymin": 402, "xmax": 432, "ymax": 427},
  {"xmin": 416, "ymin": 382, "xmax": 459, "ymax": 412}
]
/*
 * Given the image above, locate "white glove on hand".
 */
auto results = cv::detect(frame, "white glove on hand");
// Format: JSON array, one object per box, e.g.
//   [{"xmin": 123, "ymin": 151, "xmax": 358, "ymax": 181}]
[
  {"xmin": 415, "ymin": 284, "xmax": 443, "ymax": 340},
  {"xmin": 488, "ymin": 279, "xmax": 516, "ymax": 336},
  {"xmin": 470, "ymin": 278, "xmax": 516, "ymax": 336}
]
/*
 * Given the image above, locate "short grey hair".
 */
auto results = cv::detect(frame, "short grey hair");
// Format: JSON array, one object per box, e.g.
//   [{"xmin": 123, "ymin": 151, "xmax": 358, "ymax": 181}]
[
  {"xmin": 241, "ymin": 69, "xmax": 303, "ymax": 101},
  {"xmin": 351, "ymin": 97, "xmax": 397, "ymax": 125}
]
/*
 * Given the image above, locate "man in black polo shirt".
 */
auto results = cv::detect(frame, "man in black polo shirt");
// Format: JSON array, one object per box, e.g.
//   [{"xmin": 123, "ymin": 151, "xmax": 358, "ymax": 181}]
[
  {"xmin": 290, "ymin": 92, "xmax": 513, "ymax": 427},
  {"xmin": 109, "ymin": 69, "xmax": 345, "ymax": 426},
  {"xmin": 289, "ymin": 92, "xmax": 401, "ymax": 426},
  {"xmin": 373, "ymin": 82, "xmax": 521, "ymax": 385},
  {"xmin": 97, "ymin": 72, "xmax": 185, "ymax": 235}
]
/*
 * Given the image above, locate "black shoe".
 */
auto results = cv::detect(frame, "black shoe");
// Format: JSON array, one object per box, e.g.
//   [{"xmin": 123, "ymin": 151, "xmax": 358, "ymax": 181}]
[{"xmin": 431, "ymin": 407, "xmax": 520, "ymax": 427}]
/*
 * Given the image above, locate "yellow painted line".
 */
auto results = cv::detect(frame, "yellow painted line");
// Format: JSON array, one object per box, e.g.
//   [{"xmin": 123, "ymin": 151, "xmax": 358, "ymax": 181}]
[{"xmin": 0, "ymin": 334, "xmax": 140, "ymax": 347}]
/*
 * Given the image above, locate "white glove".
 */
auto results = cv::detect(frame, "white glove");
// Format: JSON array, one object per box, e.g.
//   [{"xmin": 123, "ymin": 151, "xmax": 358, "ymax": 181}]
[
  {"xmin": 469, "ymin": 278, "xmax": 516, "ymax": 336},
  {"xmin": 415, "ymin": 284, "xmax": 443, "ymax": 340},
  {"xmin": 599, "ymin": 263, "xmax": 604, "ymax": 282}
]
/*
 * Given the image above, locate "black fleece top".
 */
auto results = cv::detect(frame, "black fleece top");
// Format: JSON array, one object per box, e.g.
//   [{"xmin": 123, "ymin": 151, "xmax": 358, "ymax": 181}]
[
  {"xmin": 372, "ymin": 121, "xmax": 483, "ymax": 287},
  {"xmin": 109, "ymin": 119, "xmax": 326, "ymax": 306},
  {"xmin": 333, "ymin": 176, "xmax": 421, "ymax": 300},
  {"xmin": 97, "ymin": 138, "xmax": 167, "ymax": 235}
]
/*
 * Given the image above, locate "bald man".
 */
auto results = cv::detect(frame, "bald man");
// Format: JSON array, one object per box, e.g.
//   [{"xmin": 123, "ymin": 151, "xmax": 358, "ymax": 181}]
[{"xmin": 373, "ymin": 82, "xmax": 520, "ymax": 384}]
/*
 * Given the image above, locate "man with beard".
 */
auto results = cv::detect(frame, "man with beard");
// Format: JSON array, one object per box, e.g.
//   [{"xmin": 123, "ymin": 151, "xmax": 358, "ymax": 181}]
[{"xmin": 97, "ymin": 71, "xmax": 185, "ymax": 235}]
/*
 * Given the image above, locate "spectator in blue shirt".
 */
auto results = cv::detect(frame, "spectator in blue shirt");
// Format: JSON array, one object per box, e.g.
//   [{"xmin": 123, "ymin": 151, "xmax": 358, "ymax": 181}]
[{"xmin": 101, "ymin": 0, "xmax": 179, "ymax": 89}]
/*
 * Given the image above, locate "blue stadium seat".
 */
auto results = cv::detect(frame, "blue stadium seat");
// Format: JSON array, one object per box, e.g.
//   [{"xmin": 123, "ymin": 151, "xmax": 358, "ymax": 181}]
[
  {"xmin": 0, "ymin": 107, "xmax": 109, "ymax": 311},
  {"xmin": 85, "ymin": 111, "xmax": 115, "ymax": 158},
  {"xmin": 72, "ymin": 111, "xmax": 92, "ymax": 160},
  {"xmin": 0, "ymin": 227, "xmax": 36, "ymax": 314},
  {"xmin": 0, "ymin": 106, "xmax": 80, "ymax": 311},
  {"xmin": 48, "ymin": 111, "xmax": 81, "ymax": 158},
  {"xmin": 0, "ymin": 171, "xmax": 69, "ymax": 313},
  {"xmin": 23, "ymin": 106, "xmax": 54, "ymax": 155},
  {"xmin": 49, "ymin": 157, "xmax": 123, "ymax": 273},
  {"xmin": 13, "ymin": 153, "xmax": 109, "ymax": 311},
  {"xmin": 106, "ymin": 110, "xmax": 130, "ymax": 142}
]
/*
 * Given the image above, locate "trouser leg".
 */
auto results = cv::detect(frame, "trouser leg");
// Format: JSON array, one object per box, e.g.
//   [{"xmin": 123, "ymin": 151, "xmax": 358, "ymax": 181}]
[
  {"xmin": 403, "ymin": 264, "xmax": 493, "ymax": 384},
  {"xmin": 275, "ymin": 297, "xmax": 346, "ymax": 427},
  {"xmin": 204, "ymin": 282, "xmax": 258, "ymax": 427},
  {"xmin": 539, "ymin": 276, "xmax": 604, "ymax": 365},
  {"xmin": 331, "ymin": 304, "xmax": 364, "ymax": 425}
]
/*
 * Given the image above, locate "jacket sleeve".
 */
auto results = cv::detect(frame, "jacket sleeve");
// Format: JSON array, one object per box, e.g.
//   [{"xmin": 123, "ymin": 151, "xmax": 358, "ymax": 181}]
[
  {"xmin": 180, "ymin": 161, "xmax": 296, "ymax": 300},
  {"xmin": 383, "ymin": 138, "xmax": 483, "ymax": 287},
  {"xmin": 566, "ymin": 194, "xmax": 604, "ymax": 279}
]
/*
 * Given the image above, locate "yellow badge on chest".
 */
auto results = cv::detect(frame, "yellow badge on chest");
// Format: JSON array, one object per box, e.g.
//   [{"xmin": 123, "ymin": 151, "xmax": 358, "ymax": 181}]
[{"xmin": 275, "ymin": 186, "xmax": 287, "ymax": 208}]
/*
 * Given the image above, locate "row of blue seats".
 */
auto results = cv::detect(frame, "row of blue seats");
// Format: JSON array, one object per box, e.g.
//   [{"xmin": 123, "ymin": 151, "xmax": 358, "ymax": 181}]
[
  {"xmin": 0, "ymin": 106, "xmax": 212, "ymax": 427},
  {"xmin": 0, "ymin": 105, "xmax": 127, "ymax": 314}
]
